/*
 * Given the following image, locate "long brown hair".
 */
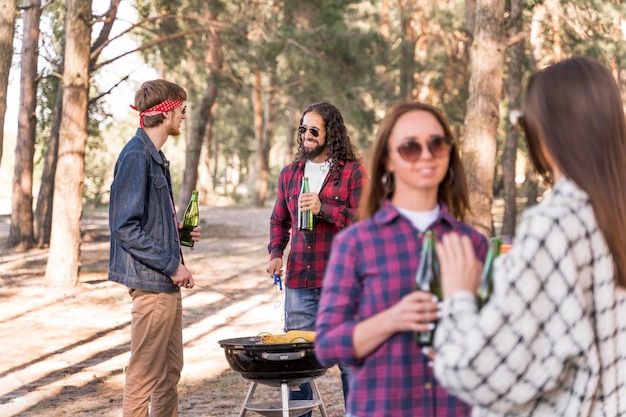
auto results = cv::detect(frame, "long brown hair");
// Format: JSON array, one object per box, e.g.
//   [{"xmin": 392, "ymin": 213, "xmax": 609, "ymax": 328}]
[
  {"xmin": 523, "ymin": 56, "xmax": 626, "ymax": 288},
  {"xmin": 359, "ymin": 101, "xmax": 470, "ymax": 221}
]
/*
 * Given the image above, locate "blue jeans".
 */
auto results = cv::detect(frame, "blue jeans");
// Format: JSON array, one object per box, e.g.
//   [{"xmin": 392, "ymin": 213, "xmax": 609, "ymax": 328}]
[{"xmin": 285, "ymin": 288, "xmax": 351, "ymax": 414}]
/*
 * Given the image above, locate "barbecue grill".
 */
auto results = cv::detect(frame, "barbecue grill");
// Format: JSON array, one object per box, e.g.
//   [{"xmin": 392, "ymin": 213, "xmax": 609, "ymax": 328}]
[{"xmin": 218, "ymin": 336, "xmax": 329, "ymax": 417}]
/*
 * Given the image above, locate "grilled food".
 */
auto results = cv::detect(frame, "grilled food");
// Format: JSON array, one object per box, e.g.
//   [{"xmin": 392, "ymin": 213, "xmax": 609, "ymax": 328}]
[{"xmin": 259, "ymin": 330, "xmax": 316, "ymax": 344}]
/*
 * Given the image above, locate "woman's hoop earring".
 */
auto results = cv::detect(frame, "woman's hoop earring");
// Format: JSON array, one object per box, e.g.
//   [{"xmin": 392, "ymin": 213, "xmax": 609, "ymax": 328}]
[{"xmin": 382, "ymin": 172, "xmax": 394, "ymax": 195}]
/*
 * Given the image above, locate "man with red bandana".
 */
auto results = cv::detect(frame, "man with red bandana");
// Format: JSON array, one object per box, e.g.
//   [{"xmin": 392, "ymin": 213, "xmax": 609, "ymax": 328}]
[
  {"xmin": 109, "ymin": 79, "xmax": 200, "ymax": 417},
  {"xmin": 266, "ymin": 102, "xmax": 367, "ymax": 413}
]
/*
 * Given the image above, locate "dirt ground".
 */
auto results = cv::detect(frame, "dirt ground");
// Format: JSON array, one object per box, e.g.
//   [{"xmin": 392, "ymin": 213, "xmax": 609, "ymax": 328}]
[{"xmin": 0, "ymin": 206, "xmax": 345, "ymax": 417}]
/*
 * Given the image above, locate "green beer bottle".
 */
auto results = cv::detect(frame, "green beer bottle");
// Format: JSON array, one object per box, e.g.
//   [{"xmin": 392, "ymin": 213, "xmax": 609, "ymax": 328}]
[
  {"xmin": 180, "ymin": 190, "xmax": 199, "ymax": 247},
  {"xmin": 415, "ymin": 230, "xmax": 442, "ymax": 347},
  {"xmin": 298, "ymin": 177, "xmax": 314, "ymax": 231},
  {"xmin": 476, "ymin": 237, "xmax": 502, "ymax": 309}
]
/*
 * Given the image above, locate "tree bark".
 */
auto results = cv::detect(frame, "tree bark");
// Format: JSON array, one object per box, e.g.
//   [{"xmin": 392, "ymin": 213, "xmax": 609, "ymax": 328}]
[
  {"xmin": 399, "ymin": 0, "xmax": 416, "ymax": 100},
  {"xmin": 0, "ymin": 0, "xmax": 16, "ymax": 168},
  {"xmin": 34, "ymin": 82, "xmax": 62, "ymax": 247},
  {"xmin": 45, "ymin": 0, "xmax": 91, "ymax": 287},
  {"xmin": 462, "ymin": 0, "xmax": 505, "ymax": 237},
  {"xmin": 501, "ymin": 0, "xmax": 524, "ymax": 236},
  {"xmin": 179, "ymin": 9, "xmax": 223, "ymax": 210},
  {"xmin": 251, "ymin": 70, "xmax": 269, "ymax": 207},
  {"xmin": 35, "ymin": 0, "xmax": 120, "ymax": 247},
  {"xmin": 8, "ymin": 0, "xmax": 40, "ymax": 250}
]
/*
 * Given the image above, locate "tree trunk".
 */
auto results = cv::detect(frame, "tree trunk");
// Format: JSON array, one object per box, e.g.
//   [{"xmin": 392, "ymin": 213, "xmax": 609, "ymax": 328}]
[
  {"xmin": 399, "ymin": 0, "xmax": 416, "ymax": 100},
  {"xmin": 8, "ymin": 0, "xmax": 40, "ymax": 250},
  {"xmin": 36, "ymin": 0, "xmax": 119, "ymax": 247},
  {"xmin": 45, "ymin": 0, "xmax": 91, "ymax": 287},
  {"xmin": 284, "ymin": 97, "xmax": 297, "ymax": 168},
  {"xmin": 251, "ymin": 70, "xmax": 271, "ymax": 207},
  {"xmin": 462, "ymin": 0, "xmax": 505, "ymax": 237},
  {"xmin": 529, "ymin": 4, "xmax": 545, "ymax": 71},
  {"xmin": 34, "ymin": 82, "xmax": 62, "ymax": 247},
  {"xmin": 501, "ymin": 0, "xmax": 524, "ymax": 236},
  {"xmin": 179, "ymin": 9, "xmax": 222, "ymax": 211},
  {"xmin": 0, "ymin": 0, "xmax": 16, "ymax": 168}
]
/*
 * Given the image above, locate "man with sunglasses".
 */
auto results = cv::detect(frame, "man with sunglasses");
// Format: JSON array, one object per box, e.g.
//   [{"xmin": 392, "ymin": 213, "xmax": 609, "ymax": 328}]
[
  {"xmin": 109, "ymin": 79, "xmax": 200, "ymax": 417},
  {"xmin": 267, "ymin": 102, "xmax": 367, "ymax": 411}
]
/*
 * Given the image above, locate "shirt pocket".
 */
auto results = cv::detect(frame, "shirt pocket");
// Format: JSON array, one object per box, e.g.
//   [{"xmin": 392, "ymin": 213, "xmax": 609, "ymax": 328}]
[
  {"xmin": 286, "ymin": 191, "xmax": 300, "ymax": 215},
  {"xmin": 321, "ymin": 189, "xmax": 349, "ymax": 207}
]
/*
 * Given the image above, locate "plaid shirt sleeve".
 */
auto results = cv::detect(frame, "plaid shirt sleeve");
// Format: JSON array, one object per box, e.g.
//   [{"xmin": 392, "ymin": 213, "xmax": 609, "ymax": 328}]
[{"xmin": 268, "ymin": 165, "xmax": 293, "ymax": 261}]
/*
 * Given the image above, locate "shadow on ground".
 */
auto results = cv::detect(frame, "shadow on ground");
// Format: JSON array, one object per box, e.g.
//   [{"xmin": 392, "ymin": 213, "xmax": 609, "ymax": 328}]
[{"xmin": 0, "ymin": 207, "xmax": 345, "ymax": 417}]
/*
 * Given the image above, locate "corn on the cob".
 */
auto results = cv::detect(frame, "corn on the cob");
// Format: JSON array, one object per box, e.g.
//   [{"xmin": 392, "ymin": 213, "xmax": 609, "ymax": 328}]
[{"xmin": 259, "ymin": 330, "xmax": 316, "ymax": 344}]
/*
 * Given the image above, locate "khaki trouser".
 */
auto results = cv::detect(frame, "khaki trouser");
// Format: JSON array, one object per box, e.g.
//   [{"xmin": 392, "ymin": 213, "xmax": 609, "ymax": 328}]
[{"xmin": 123, "ymin": 289, "xmax": 183, "ymax": 417}]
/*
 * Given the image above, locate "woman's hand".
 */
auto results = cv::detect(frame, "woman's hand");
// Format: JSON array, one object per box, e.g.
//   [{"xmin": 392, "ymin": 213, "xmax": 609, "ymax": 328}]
[
  {"xmin": 387, "ymin": 290, "xmax": 439, "ymax": 333},
  {"xmin": 437, "ymin": 233, "xmax": 483, "ymax": 298},
  {"xmin": 353, "ymin": 290, "xmax": 438, "ymax": 358}
]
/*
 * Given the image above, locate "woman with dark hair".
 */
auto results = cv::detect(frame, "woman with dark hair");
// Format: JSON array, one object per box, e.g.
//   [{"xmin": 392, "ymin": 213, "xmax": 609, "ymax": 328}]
[
  {"xmin": 315, "ymin": 101, "xmax": 488, "ymax": 416},
  {"xmin": 435, "ymin": 56, "xmax": 626, "ymax": 416}
]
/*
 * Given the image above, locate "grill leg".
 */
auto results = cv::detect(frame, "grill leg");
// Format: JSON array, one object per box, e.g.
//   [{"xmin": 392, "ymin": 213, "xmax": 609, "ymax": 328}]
[
  {"xmin": 310, "ymin": 379, "xmax": 328, "ymax": 417},
  {"xmin": 239, "ymin": 381, "xmax": 258, "ymax": 417},
  {"xmin": 280, "ymin": 382, "xmax": 290, "ymax": 417}
]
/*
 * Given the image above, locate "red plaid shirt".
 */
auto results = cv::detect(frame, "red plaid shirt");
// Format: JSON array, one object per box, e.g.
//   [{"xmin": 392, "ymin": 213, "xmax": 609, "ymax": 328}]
[{"xmin": 268, "ymin": 159, "xmax": 367, "ymax": 289}]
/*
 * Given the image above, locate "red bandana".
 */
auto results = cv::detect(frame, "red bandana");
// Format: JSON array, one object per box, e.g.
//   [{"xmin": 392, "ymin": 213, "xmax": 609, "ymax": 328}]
[{"xmin": 130, "ymin": 99, "xmax": 183, "ymax": 127}]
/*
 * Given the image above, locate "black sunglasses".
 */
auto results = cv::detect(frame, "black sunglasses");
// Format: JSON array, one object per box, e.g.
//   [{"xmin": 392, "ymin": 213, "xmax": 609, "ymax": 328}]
[
  {"xmin": 181, "ymin": 105, "xmax": 187, "ymax": 115},
  {"xmin": 298, "ymin": 125, "xmax": 320, "ymax": 138},
  {"xmin": 396, "ymin": 135, "xmax": 452, "ymax": 162}
]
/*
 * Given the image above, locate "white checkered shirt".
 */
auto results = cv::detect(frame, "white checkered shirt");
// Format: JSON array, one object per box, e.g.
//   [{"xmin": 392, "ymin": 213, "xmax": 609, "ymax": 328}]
[{"xmin": 434, "ymin": 177, "xmax": 626, "ymax": 416}]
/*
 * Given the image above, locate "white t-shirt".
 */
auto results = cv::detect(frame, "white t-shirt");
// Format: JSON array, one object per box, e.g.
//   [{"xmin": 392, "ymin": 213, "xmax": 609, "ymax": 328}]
[
  {"xmin": 304, "ymin": 160, "xmax": 331, "ymax": 194},
  {"xmin": 396, "ymin": 205, "xmax": 440, "ymax": 232}
]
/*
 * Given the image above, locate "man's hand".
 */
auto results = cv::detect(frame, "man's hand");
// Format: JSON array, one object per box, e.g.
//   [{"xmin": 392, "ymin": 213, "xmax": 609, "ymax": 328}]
[
  {"xmin": 171, "ymin": 262, "xmax": 195, "ymax": 289},
  {"xmin": 267, "ymin": 258, "xmax": 283, "ymax": 278},
  {"xmin": 299, "ymin": 192, "xmax": 322, "ymax": 215},
  {"xmin": 178, "ymin": 222, "xmax": 202, "ymax": 250}
]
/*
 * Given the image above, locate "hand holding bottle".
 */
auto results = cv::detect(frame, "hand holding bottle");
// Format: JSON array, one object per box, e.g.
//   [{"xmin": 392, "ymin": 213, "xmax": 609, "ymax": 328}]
[
  {"xmin": 178, "ymin": 222, "xmax": 202, "ymax": 248},
  {"xmin": 436, "ymin": 233, "xmax": 482, "ymax": 299},
  {"xmin": 298, "ymin": 192, "xmax": 322, "ymax": 215},
  {"xmin": 298, "ymin": 177, "xmax": 315, "ymax": 230},
  {"xmin": 181, "ymin": 190, "xmax": 200, "ymax": 247}
]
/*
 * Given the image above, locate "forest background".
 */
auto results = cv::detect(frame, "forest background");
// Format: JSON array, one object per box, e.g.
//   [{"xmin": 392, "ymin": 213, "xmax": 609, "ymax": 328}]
[
  {"xmin": 0, "ymin": 1, "xmax": 624, "ymax": 416},
  {"xmin": 0, "ymin": 0, "xmax": 625, "ymax": 286}
]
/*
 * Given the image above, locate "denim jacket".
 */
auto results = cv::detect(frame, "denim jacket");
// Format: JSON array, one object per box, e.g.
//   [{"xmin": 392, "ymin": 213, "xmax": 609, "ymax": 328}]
[{"xmin": 108, "ymin": 128, "xmax": 181, "ymax": 293}]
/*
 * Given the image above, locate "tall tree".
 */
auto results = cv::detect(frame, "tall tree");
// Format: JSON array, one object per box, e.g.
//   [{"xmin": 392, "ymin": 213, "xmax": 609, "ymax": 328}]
[
  {"xmin": 461, "ymin": 0, "xmax": 505, "ymax": 237},
  {"xmin": 45, "ymin": 0, "xmax": 91, "ymax": 286},
  {"xmin": 0, "ymin": 0, "xmax": 16, "ymax": 168},
  {"xmin": 8, "ymin": 0, "xmax": 41, "ymax": 250},
  {"xmin": 179, "ymin": 7, "xmax": 224, "ymax": 210},
  {"xmin": 35, "ymin": 0, "xmax": 119, "ymax": 247},
  {"xmin": 500, "ymin": 0, "xmax": 525, "ymax": 236}
]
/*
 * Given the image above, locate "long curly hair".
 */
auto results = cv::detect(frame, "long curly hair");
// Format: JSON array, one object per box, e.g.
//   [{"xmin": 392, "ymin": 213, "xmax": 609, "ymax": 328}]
[{"xmin": 295, "ymin": 102, "xmax": 361, "ymax": 181}]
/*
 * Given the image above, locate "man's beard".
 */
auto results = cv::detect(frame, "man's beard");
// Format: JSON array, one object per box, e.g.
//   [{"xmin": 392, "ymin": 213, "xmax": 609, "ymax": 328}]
[{"xmin": 299, "ymin": 141, "xmax": 327, "ymax": 161}]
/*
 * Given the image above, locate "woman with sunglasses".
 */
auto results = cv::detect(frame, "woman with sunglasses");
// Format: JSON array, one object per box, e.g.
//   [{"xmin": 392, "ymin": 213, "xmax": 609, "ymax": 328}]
[
  {"xmin": 434, "ymin": 56, "xmax": 626, "ymax": 416},
  {"xmin": 315, "ymin": 101, "xmax": 488, "ymax": 416}
]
